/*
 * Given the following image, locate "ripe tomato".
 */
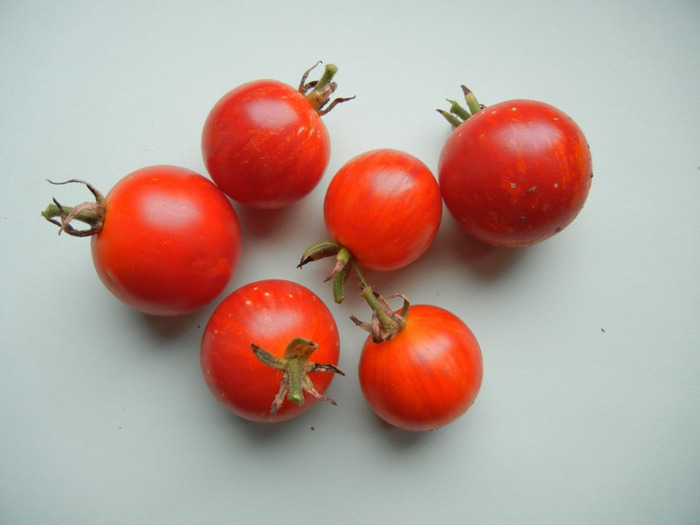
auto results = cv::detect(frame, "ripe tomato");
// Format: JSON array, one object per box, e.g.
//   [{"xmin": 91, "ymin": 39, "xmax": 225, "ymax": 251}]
[
  {"xmin": 323, "ymin": 149, "xmax": 442, "ymax": 271},
  {"xmin": 201, "ymin": 63, "xmax": 351, "ymax": 209},
  {"xmin": 200, "ymin": 280, "xmax": 343, "ymax": 423},
  {"xmin": 44, "ymin": 165, "xmax": 242, "ymax": 316},
  {"xmin": 358, "ymin": 304, "xmax": 483, "ymax": 431},
  {"xmin": 438, "ymin": 96, "xmax": 592, "ymax": 247}
]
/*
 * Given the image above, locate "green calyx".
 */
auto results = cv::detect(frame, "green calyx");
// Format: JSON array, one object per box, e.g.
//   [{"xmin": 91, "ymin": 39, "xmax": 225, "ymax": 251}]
[
  {"xmin": 437, "ymin": 85, "xmax": 485, "ymax": 129},
  {"xmin": 251, "ymin": 337, "xmax": 345, "ymax": 418},
  {"xmin": 298, "ymin": 61, "xmax": 355, "ymax": 115}
]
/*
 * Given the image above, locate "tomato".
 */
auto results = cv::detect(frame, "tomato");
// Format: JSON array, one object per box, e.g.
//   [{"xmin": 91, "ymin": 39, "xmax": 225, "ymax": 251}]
[
  {"xmin": 438, "ymin": 94, "xmax": 592, "ymax": 247},
  {"xmin": 200, "ymin": 280, "xmax": 343, "ymax": 423},
  {"xmin": 43, "ymin": 165, "xmax": 242, "ymax": 316},
  {"xmin": 201, "ymin": 63, "xmax": 351, "ymax": 209},
  {"xmin": 358, "ymin": 304, "xmax": 483, "ymax": 431},
  {"xmin": 323, "ymin": 149, "xmax": 442, "ymax": 271}
]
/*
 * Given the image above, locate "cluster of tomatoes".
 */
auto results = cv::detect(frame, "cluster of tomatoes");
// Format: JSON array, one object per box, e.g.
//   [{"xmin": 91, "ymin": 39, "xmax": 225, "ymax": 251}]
[{"xmin": 43, "ymin": 62, "xmax": 592, "ymax": 432}]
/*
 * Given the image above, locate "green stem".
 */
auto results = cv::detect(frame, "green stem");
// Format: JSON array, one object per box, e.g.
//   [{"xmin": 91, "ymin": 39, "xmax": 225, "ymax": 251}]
[
  {"xmin": 41, "ymin": 203, "xmax": 101, "ymax": 227},
  {"xmin": 283, "ymin": 337, "xmax": 318, "ymax": 405},
  {"xmin": 286, "ymin": 358, "xmax": 306, "ymax": 405},
  {"xmin": 352, "ymin": 263, "xmax": 402, "ymax": 335},
  {"xmin": 304, "ymin": 63, "xmax": 339, "ymax": 110},
  {"xmin": 310, "ymin": 63, "xmax": 338, "ymax": 93},
  {"xmin": 42, "ymin": 179, "xmax": 106, "ymax": 237}
]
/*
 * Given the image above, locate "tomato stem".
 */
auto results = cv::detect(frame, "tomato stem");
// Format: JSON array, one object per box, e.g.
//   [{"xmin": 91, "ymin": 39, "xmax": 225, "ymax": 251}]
[
  {"xmin": 312, "ymin": 63, "xmax": 338, "ymax": 93},
  {"xmin": 251, "ymin": 337, "xmax": 345, "ymax": 418},
  {"xmin": 42, "ymin": 203, "xmax": 102, "ymax": 228},
  {"xmin": 299, "ymin": 61, "xmax": 355, "ymax": 115},
  {"xmin": 298, "ymin": 242, "xmax": 409, "ymax": 342},
  {"xmin": 352, "ymin": 264, "xmax": 402, "ymax": 334},
  {"xmin": 41, "ymin": 179, "xmax": 106, "ymax": 237},
  {"xmin": 286, "ymin": 358, "xmax": 306, "ymax": 406}
]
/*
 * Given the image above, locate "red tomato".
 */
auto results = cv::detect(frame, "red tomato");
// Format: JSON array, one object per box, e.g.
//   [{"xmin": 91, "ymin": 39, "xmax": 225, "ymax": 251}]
[
  {"xmin": 323, "ymin": 149, "xmax": 442, "ymax": 271},
  {"xmin": 358, "ymin": 304, "xmax": 483, "ymax": 431},
  {"xmin": 438, "ymin": 99, "xmax": 592, "ymax": 247},
  {"xmin": 200, "ymin": 280, "xmax": 342, "ymax": 423},
  {"xmin": 201, "ymin": 62, "xmax": 351, "ymax": 209},
  {"xmin": 88, "ymin": 165, "xmax": 241, "ymax": 316}
]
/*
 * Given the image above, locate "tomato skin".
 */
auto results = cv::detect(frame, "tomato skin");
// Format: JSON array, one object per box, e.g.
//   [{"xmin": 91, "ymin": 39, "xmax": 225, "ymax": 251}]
[
  {"xmin": 358, "ymin": 305, "xmax": 483, "ymax": 431},
  {"xmin": 90, "ymin": 165, "xmax": 241, "ymax": 316},
  {"xmin": 323, "ymin": 149, "xmax": 442, "ymax": 271},
  {"xmin": 200, "ymin": 280, "xmax": 341, "ymax": 423},
  {"xmin": 438, "ymin": 99, "xmax": 592, "ymax": 247},
  {"xmin": 201, "ymin": 79, "xmax": 330, "ymax": 209}
]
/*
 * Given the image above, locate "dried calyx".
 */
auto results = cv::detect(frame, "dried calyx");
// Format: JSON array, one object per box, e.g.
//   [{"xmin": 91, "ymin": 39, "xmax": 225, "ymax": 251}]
[
  {"xmin": 298, "ymin": 61, "xmax": 355, "ymax": 115},
  {"xmin": 251, "ymin": 337, "xmax": 344, "ymax": 418},
  {"xmin": 41, "ymin": 179, "xmax": 105, "ymax": 237}
]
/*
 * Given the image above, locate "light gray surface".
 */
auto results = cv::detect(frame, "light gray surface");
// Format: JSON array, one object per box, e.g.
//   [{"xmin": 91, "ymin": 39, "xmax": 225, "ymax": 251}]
[{"xmin": 2, "ymin": 1, "xmax": 699, "ymax": 523}]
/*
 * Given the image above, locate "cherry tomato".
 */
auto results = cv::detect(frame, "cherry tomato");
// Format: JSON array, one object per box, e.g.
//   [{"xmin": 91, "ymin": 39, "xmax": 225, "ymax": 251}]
[
  {"xmin": 201, "ymin": 63, "xmax": 350, "ymax": 209},
  {"xmin": 95, "ymin": 166, "xmax": 242, "ymax": 315},
  {"xmin": 200, "ymin": 280, "xmax": 343, "ymax": 423},
  {"xmin": 438, "ymin": 96, "xmax": 592, "ymax": 247},
  {"xmin": 358, "ymin": 304, "xmax": 483, "ymax": 431},
  {"xmin": 323, "ymin": 149, "xmax": 442, "ymax": 271},
  {"xmin": 44, "ymin": 165, "xmax": 242, "ymax": 316}
]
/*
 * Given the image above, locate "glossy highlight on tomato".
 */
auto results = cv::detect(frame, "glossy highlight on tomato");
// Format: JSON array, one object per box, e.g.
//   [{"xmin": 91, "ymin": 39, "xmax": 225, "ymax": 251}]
[
  {"xmin": 358, "ymin": 304, "xmax": 483, "ymax": 431},
  {"xmin": 439, "ymin": 98, "xmax": 592, "ymax": 247},
  {"xmin": 201, "ymin": 280, "xmax": 342, "ymax": 423},
  {"xmin": 323, "ymin": 149, "xmax": 442, "ymax": 271}
]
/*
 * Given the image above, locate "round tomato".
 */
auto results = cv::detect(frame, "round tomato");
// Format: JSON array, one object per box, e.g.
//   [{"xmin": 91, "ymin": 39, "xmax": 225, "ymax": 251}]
[
  {"xmin": 358, "ymin": 304, "xmax": 483, "ymax": 431},
  {"xmin": 200, "ymin": 280, "xmax": 343, "ymax": 423},
  {"xmin": 323, "ymin": 149, "xmax": 442, "ymax": 271},
  {"xmin": 43, "ymin": 165, "xmax": 242, "ymax": 316},
  {"xmin": 438, "ymin": 97, "xmax": 592, "ymax": 247},
  {"xmin": 202, "ymin": 64, "xmax": 351, "ymax": 209}
]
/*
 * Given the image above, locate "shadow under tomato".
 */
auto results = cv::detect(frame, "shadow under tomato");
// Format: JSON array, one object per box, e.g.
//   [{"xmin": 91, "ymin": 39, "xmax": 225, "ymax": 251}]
[
  {"xmin": 362, "ymin": 409, "xmax": 434, "ymax": 448},
  {"xmin": 235, "ymin": 201, "xmax": 304, "ymax": 238},
  {"xmin": 219, "ymin": 406, "xmax": 326, "ymax": 448},
  {"xmin": 139, "ymin": 308, "xmax": 207, "ymax": 340},
  {"xmin": 440, "ymin": 219, "xmax": 527, "ymax": 281}
]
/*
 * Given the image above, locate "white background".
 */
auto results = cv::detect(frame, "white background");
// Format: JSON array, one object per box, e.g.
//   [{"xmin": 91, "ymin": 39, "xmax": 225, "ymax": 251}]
[{"xmin": 2, "ymin": 1, "xmax": 699, "ymax": 523}]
